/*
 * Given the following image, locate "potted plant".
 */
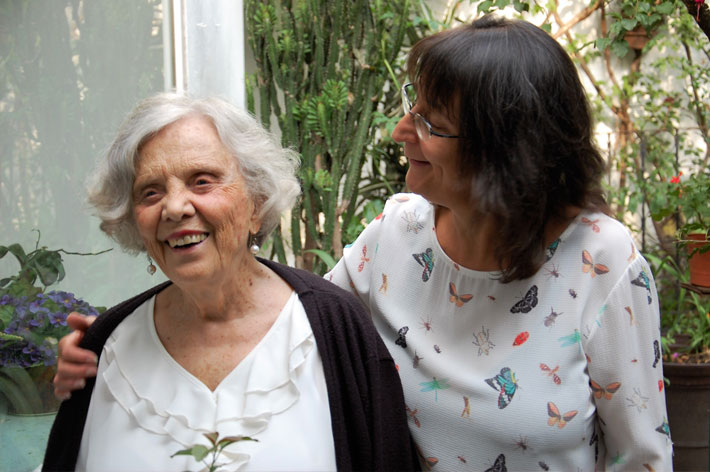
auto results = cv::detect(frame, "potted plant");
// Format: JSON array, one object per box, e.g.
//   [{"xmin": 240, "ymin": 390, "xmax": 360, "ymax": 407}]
[
  {"xmin": 650, "ymin": 168, "xmax": 710, "ymax": 288},
  {"xmin": 646, "ymin": 168, "xmax": 710, "ymax": 470},
  {"xmin": 0, "ymin": 233, "xmax": 107, "ymax": 414}
]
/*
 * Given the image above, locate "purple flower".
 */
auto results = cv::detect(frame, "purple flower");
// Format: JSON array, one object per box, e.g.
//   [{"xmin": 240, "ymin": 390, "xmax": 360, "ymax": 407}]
[
  {"xmin": 1, "ymin": 288, "xmax": 100, "ymax": 368},
  {"xmin": 48, "ymin": 311, "xmax": 68, "ymax": 326},
  {"xmin": 28, "ymin": 299, "xmax": 45, "ymax": 313},
  {"xmin": 48, "ymin": 290, "xmax": 76, "ymax": 309}
]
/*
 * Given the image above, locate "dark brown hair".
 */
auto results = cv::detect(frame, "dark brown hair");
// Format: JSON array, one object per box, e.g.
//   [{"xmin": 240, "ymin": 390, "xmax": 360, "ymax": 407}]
[{"xmin": 408, "ymin": 14, "xmax": 609, "ymax": 282}]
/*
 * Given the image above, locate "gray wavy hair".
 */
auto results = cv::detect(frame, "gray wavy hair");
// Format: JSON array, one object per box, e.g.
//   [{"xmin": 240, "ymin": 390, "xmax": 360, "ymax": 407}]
[{"xmin": 87, "ymin": 92, "xmax": 301, "ymax": 253}]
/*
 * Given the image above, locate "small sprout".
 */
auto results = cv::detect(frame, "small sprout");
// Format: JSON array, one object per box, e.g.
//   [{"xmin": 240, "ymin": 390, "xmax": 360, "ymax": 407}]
[{"xmin": 171, "ymin": 432, "xmax": 258, "ymax": 472}]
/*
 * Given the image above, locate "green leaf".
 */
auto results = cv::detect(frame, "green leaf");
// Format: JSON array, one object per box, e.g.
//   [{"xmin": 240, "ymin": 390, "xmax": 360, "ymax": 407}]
[
  {"xmin": 171, "ymin": 445, "xmax": 210, "ymax": 461},
  {"xmin": 513, "ymin": 0, "xmax": 529, "ymax": 12},
  {"xmin": 0, "ymin": 246, "xmax": 8, "ymax": 259},
  {"xmin": 609, "ymin": 21, "xmax": 624, "ymax": 37},
  {"xmin": 595, "ymin": 37, "xmax": 612, "ymax": 51},
  {"xmin": 610, "ymin": 40, "xmax": 630, "ymax": 58},
  {"xmin": 217, "ymin": 435, "xmax": 258, "ymax": 447},
  {"xmin": 31, "ymin": 250, "xmax": 65, "ymax": 287},
  {"xmin": 6, "ymin": 244, "xmax": 27, "ymax": 266},
  {"xmin": 303, "ymin": 249, "xmax": 337, "ymax": 270},
  {"xmin": 0, "ymin": 331, "xmax": 23, "ymax": 343},
  {"xmin": 656, "ymin": 2, "xmax": 674, "ymax": 15},
  {"xmin": 621, "ymin": 18, "xmax": 638, "ymax": 31},
  {"xmin": 477, "ymin": 1, "xmax": 494, "ymax": 13}
]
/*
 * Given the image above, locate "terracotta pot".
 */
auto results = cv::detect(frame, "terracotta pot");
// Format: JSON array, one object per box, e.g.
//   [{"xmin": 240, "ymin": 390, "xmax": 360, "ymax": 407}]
[
  {"xmin": 624, "ymin": 26, "xmax": 650, "ymax": 50},
  {"xmin": 687, "ymin": 233, "xmax": 710, "ymax": 287},
  {"xmin": 663, "ymin": 361, "xmax": 710, "ymax": 471}
]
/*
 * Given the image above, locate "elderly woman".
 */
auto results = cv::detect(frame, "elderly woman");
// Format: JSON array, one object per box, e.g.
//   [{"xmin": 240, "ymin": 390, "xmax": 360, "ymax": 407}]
[{"xmin": 42, "ymin": 93, "xmax": 417, "ymax": 471}]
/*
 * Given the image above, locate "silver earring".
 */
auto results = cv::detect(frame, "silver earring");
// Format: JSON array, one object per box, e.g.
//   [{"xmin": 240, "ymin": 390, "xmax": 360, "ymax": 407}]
[
  {"xmin": 147, "ymin": 255, "xmax": 157, "ymax": 275},
  {"xmin": 249, "ymin": 235, "xmax": 260, "ymax": 255}
]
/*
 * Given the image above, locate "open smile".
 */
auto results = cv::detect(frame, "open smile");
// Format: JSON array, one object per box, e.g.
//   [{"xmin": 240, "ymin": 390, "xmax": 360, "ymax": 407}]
[{"xmin": 165, "ymin": 232, "xmax": 209, "ymax": 248}]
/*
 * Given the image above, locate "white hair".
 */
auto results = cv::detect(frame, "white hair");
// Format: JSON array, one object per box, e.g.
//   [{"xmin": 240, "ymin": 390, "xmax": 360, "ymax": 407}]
[{"xmin": 87, "ymin": 92, "xmax": 301, "ymax": 253}]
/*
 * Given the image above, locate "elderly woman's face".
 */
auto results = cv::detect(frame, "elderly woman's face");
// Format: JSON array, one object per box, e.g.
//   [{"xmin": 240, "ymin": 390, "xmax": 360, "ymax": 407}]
[{"xmin": 132, "ymin": 115, "xmax": 259, "ymax": 285}]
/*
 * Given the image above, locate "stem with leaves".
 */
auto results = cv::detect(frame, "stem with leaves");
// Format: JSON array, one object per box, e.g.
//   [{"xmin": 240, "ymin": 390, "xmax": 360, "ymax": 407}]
[{"xmin": 171, "ymin": 432, "xmax": 258, "ymax": 472}]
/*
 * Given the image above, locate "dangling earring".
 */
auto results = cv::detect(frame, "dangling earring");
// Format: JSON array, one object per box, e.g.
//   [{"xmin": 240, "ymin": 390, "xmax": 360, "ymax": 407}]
[
  {"xmin": 249, "ymin": 234, "xmax": 260, "ymax": 255},
  {"xmin": 146, "ymin": 255, "xmax": 157, "ymax": 275}
]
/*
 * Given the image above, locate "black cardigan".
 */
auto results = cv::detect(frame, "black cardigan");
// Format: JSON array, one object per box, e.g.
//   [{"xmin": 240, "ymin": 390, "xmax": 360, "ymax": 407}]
[{"xmin": 43, "ymin": 259, "xmax": 419, "ymax": 471}]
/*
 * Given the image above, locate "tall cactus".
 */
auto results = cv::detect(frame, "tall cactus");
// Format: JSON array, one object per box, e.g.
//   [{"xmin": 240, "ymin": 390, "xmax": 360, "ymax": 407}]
[{"xmin": 245, "ymin": 0, "xmax": 411, "ymax": 273}]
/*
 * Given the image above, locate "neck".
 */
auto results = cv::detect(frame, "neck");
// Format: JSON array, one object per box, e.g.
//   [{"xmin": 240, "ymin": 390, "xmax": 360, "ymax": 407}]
[
  {"xmin": 435, "ymin": 205, "xmax": 582, "ymax": 272},
  {"xmin": 165, "ymin": 256, "xmax": 270, "ymax": 322},
  {"xmin": 435, "ymin": 206, "xmax": 501, "ymax": 271}
]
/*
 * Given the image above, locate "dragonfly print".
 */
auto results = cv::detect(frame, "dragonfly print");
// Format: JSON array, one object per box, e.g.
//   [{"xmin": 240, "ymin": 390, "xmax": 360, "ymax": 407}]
[
  {"xmin": 419, "ymin": 377, "xmax": 451, "ymax": 402},
  {"xmin": 558, "ymin": 329, "xmax": 582, "ymax": 349}
]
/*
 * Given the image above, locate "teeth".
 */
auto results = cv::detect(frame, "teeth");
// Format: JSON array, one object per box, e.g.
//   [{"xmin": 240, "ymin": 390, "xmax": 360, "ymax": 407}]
[{"xmin": 168, "ymin": 233, "xmax": 207, "ymax": 248}]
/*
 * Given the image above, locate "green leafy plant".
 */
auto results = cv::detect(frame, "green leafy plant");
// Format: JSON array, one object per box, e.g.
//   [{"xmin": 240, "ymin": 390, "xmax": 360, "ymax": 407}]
[
  {"xmin": 650, "ymin": 169, "xmax": 710, "ymax": 248},
  {"xmin": 647, "ymin": 252, "xmax": 710, "ymax": 363},
  {"xmin": 0, "ymin": 231, "xmax": 109, "ymax": 413},
  {"xmin": 171, "ymin": 432, "xmax": 258, "ymax": 472}
]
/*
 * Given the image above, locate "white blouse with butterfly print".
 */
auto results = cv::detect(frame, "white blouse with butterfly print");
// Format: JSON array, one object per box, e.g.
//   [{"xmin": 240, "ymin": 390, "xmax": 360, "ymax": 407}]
[{"xmin": 327, "ymin": 193, "xmax": 672, "ymax": 472}]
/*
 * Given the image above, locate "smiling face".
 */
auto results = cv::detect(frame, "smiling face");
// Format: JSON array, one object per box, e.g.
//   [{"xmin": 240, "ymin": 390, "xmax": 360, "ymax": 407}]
[
  {"xmin": 132, "ymin": 115, "xmax": 260, "ymax": 286},
  {"xmin": 392, "ymin": 90, "xmax": 469, "ymax": 210}
]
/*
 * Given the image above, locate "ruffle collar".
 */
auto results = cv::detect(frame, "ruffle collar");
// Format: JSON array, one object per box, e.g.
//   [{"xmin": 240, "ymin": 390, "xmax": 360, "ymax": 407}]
[{"xmin": 101, "ymin": 291, "xmax": 314, "ymax": 471}]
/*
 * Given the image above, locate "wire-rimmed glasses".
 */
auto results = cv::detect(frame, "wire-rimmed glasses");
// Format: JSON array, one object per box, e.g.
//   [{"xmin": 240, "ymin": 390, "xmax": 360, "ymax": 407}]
[{"xmin": 401, "ymin": 82, "xmax": 459, "ymax": 141}]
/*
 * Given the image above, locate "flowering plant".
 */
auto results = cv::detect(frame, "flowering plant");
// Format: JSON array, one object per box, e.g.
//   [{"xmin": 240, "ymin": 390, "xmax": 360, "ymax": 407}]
[
  {"xmin": 0, "ymin": 232, "xmax": 108, "ymax": 413},
  {"xmin": 646, "ymin": 168, "xmax": 710, "ymax": 363},
  {"xmin": 650, "ymin": 168, "xmax": 710, "ymax": 249},
  {"xmin": 0, "ymin": 291, "xmax": 100, "ymax": 368}
]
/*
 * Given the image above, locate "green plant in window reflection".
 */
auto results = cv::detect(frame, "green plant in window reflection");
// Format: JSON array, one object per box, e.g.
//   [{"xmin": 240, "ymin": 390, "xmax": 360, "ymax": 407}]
[
  {"xmin": 171, "ymin": 432, "xmax": 258, "ymax": 472},
  {"xmin": 0, "ymin": 230, "xmax": 110, "ymax": 414}
]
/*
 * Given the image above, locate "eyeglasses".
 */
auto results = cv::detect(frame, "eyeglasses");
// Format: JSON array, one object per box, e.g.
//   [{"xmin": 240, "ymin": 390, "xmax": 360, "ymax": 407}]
[{"xmin": 401, "ymin": 82, "xmax": 459, "ymax": 141}]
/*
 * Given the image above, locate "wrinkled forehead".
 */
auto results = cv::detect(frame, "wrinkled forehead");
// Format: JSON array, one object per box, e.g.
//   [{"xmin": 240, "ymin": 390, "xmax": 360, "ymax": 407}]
[{"xmin": 134, "ymin": 116, "xmax": 237, "ymax": 177}]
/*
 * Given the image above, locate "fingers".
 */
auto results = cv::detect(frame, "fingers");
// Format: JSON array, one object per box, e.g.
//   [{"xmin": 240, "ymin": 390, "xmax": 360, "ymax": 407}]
[
  {"xmin": 66, "ymin": 312, "xmax": 97, "ymax": 331},
  {"xmin": 53, "ymin": 325, "xmax": 99, "ymax": 401}
]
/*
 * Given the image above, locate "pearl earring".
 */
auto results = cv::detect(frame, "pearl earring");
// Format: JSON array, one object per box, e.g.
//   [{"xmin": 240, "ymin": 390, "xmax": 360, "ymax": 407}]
[
  {"xmin": 146, "ymin": 255, "xmax": 157, "ymax": 275},
  {"xmin": 249, "ymin": 235, "xmax": 260, "ymax": 255}
]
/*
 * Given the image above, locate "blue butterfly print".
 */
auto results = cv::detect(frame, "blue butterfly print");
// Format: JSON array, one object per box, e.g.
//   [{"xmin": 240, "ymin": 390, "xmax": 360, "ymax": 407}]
[
  {"xmin": 485, "ymin": 367, "xmax": 519, "ymax": 409},
  {"xmin": 412, "ymin": 248, "xmax": 435, "ymax": 282},
  {"xmin": 545, "ymin": 238, "xmax": 561, "ymax": 262},
  {"xmin": 631, "ymin": 270, "xmax": 652, "ymax": 304},
  {"xmin": 655, "ymin": 417, "xmax": 671, "ymax": 441}
]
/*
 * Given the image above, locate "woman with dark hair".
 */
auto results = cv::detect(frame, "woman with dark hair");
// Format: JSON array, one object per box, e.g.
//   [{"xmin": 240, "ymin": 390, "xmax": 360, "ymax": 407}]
[
  {"xmin": 327, "ymin": 15, "xmax": 671, "ymax": 471},
  {"xmin": 54, "ymin": 15, "xmax": 671, "ymax": 471}
]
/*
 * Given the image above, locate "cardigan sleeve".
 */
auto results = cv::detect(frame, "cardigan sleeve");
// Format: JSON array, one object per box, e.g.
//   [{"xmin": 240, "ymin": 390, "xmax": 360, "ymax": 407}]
[{"xmin": 293, "ymin": 274, "xmax": 419, "ymax": 471}]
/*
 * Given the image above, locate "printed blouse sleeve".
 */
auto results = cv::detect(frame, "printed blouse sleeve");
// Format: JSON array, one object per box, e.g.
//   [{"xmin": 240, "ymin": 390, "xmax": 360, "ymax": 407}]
[
  {"xmin": 582, "ymin": 256, "xmax": 672, "ymax": 471},
  {"xmin": 325, "ymin": 200, "xmax": 390, "ymax": 306}
]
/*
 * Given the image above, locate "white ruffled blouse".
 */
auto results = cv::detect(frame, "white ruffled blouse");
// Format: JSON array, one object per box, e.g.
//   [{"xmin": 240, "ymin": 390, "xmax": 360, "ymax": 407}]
[{"xmin": 76, "ymin": 291, "xmax": 336, "ymax": 472}]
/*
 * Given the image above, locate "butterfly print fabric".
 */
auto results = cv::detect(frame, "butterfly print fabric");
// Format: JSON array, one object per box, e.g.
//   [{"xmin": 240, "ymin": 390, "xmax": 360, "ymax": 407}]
[{"xmin": 326, "ymin": 193, "xmax": 672, "ymax": 471}]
